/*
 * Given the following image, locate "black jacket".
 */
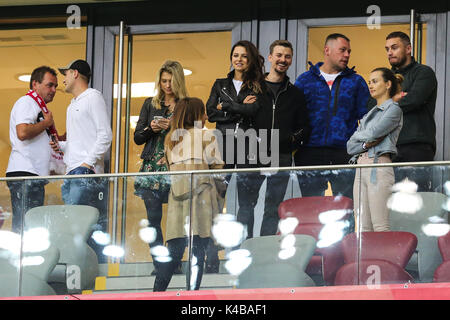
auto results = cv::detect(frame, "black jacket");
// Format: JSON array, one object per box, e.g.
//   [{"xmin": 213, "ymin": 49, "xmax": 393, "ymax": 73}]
[
  {"xmin": 368, "ymin": 58, "xmax": 437, "ymax": 152},
  {"xmin": 206, "ymin": 70, "xmax": 262, "ymax": 135},
  {"xmin": 134, "ymin": 98, "xmax": 170, "ymax": 160},
  {"xmin": 206, "ymin": 71, "xmax": 263, "ymax": 168},
  {"xmin": 255, "ymin": 75, "xmax": 311, "ymax": 156}
]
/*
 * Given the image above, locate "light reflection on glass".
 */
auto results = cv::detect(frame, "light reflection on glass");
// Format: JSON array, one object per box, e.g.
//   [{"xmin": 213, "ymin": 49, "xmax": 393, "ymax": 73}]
[
  {"xmin": 442, "ymin": 198, "xmax": 450, "ymax": 212},
  {"xmin": 443, "ymin": 181, "xmax": 450, "ymax": 196},
  {"xmin": 139, "ymin": 219, "xmax": 149, "ymax": 228},
  {"xmin": 1, "ymin": 230, "xmax": 53, "ymax": 267},
  {"xmin": 261, "ymin": 170, "xmax": 277, "ymax": 177},
  {"xmin": 317, "ymin": 221, "xmax": 349, "ymax": 248},
  {"xmin": 22, "ymin": 255, "xmax": 45, "ymax": 266},
  {"xmin": 184, "ymin": 216, "xmax": 190, "ymax": 237},
  {"xmin": 102, "ymin": 245, "xmax": 125, "ymax": 258},
  {"xmin": 211, "ymin": 214, "xmax": 247, "ymax": 248},
  {"xmin": 0, "ymin": 231, "xmax": 21, "ymax": 254},
  {"xmin": 392, "ymin": 179, "xmax": 418, "ymax": 193},
  {"xmin": 387, "ymin": 180, "xmax": 423, "ymax": 214},
  {"xmin": 318, "ymin": 209, "xmax": 352, "ymax": 224},
  {"xmin": 422, "ymin": 224, "xmax": 450, "ymax": 237},
  {"xmin": 278, "ymin": 217, "xmax": 299, "ymax": 235},
  {"xmin": 91, "ymin": 231, "xmax": 111, "ymax": 246},
  {"xmin": 387, "ymin": 193, "xmax": 423, "ymax": 214},
  {"xmin": 151, "ymin": 245, "xmax": 172, "ymax": 263},
  {"xmin": 139, "ymin": 227, "xmax": 157, "ymax": 244},
  {"xmin": 278, "ymin": 247, "xmax": 296, "ymax": 260},
  {"xmin": 73, "ymin": 234, "xmax": 84, "ymax": 248},
  {"xmin": 428, "ymin": 216, "xmax": 447, "ymax": 224},
  {"xmin": 225, "ymin": 249, "xmax": 252, "ymax": 276},
  {"xmin": 189, "ymin": 256, "xmax": 199, "ymax": 290},
  {"xmin": 280, "ymin": 234, "xmax": 296, "ymax": 249},
  {"xmin": 22, "ymin": 227, "xmax": 50, "ymax": 253},
  {"xmin": 155, "ymin": 256, "xmax": 172, "ymax": 263}
]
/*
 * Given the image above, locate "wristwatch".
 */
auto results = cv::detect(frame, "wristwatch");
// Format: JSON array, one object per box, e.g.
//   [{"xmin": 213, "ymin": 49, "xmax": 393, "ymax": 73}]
[{"xmin": 362, "ymin": 142, "xmax": 368, "ymax": 150}]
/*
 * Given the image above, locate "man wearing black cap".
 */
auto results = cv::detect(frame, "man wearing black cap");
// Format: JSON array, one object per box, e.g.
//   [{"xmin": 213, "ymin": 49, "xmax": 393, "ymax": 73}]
[{"xmin": 51, "ymin": 59, "xmax": 112, "ymax": 262}]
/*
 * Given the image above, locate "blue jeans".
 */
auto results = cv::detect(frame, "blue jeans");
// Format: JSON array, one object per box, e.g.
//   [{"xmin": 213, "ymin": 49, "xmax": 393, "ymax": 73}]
[{"xmin": 61, "ymin": 166, "xmax": 109, "ymax": 263}]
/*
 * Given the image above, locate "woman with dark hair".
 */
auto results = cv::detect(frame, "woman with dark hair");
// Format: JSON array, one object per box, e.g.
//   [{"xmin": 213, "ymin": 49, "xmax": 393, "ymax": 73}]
[
  {"xmin": 347, "ymin": 67, "xmax": 404, "ymax": 232},
  {"xmin": 152, "ymin": 97, "xmax": 224, "ymax": 291},
  {"xmin": 206, "ymin": 40, "xmax": 265, "ymax": 240},
  {"xmin": 134, "ymin": 60, "xmax": 187, "ymax": 275}
]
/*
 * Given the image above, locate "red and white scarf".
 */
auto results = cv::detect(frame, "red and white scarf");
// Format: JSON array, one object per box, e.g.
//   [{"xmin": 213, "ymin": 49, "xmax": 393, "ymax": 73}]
[
  {"xmin": 26, "ymin": 90, "xmax": 58, "ymax": 136},
  {"xmin": 26, "ymin": 90, "xmax": 63, "ymax": 159}
]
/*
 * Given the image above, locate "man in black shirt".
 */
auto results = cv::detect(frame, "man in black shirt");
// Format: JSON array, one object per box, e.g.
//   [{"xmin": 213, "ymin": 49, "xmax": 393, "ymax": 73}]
[{"xmin": 251, "ymin": 40, "xmax": 310, "ymax": 236}]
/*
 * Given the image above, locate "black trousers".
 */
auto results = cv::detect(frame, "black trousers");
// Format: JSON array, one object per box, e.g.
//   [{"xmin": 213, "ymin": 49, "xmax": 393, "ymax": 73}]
[
  {"xmin": 142, "ymin": 189, "xmax": 218, "ymax": 273},
  {"xmin": 393, "ymin": 143, "xmax": 435, "ymax": 192},
  {"xmin": 6, "ymin": 171, "xmax": 46, "ymax": 233},
  {"xmin": 236, "ymin": 153, "xmax": 292, "ymax": 238},
  {"xmin": 142, "ymin": 189, "xmax": 168, "ymax": 271},
  {"xmin": 153, "ymin": 236, "xmax": 210, "ymax": 291},
  {"xmin": 294, "ymin": 147, "xmax": 354, "ymax": 199}
]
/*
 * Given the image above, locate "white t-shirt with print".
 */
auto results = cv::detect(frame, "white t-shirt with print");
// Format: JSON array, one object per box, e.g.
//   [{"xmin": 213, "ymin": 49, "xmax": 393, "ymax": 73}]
[
  {"xmin": 320, "ymin": 71, "xmax": 341, "ymax": 90},
  {"xmin": 6, "ymin": 95, "xmax": 51, "ymax": 176}
]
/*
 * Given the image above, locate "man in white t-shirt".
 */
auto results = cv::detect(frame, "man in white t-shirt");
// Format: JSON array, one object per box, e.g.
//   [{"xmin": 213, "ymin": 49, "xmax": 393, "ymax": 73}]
[
  {"xmin": 52, "ymin": 59, "xmax": 112, "ymax": 262},
  {"xmin": 320, "ymin": 70, "xmax": 341, "ymax": 90},
  {"xmin": 6, "ymin": 66, "xmax": 58, "ymax": 232}
]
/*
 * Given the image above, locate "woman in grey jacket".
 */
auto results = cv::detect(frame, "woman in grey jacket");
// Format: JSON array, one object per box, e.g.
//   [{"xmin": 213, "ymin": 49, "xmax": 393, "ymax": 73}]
[{"xmin": 347, "ymin": 67, "xmax": 403, "ymax": 232}]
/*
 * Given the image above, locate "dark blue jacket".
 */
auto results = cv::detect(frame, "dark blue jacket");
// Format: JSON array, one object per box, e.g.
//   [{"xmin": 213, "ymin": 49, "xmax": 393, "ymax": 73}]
[{"xmin": 294, "ymin": 62, "xmax": 370, "ymax": 149}]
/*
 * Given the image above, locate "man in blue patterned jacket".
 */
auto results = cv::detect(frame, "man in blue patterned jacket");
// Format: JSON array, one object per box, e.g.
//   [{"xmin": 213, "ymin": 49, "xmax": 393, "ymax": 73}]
[{"xmin": 294, "ymin": 33, "xmax": 369, "ymax": 199}]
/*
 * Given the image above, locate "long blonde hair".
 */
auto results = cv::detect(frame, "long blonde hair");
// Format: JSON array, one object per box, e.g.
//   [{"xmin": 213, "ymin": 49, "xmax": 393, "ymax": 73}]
[
  {"xmin": 152, "ymin": 60, "xmax": 188, "ymax": 109},
  {"xmin": 164, "ymin": 97, "xmax": 205, "ymax": 151}
]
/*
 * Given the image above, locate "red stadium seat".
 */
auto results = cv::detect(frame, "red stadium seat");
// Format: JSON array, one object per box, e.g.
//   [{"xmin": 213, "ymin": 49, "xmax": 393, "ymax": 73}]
[
  {"xmin": 278, "ymin": 196, "xmax": 353, "ymax": 285},
  {"xmin": 335, "ymin": 231, "xmax": 417, "ymax": 286},
  {"xmin": 438, "ymin": 231, "xmax": 450, "ymax": 261},
  {"xmin": 433, "ymin": 231, "xmax": 450, "ymax": 283}
]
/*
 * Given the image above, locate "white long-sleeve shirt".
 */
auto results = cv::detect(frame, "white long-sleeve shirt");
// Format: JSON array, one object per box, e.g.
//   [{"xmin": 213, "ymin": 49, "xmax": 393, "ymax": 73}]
[{"xmin": 60, "ymin": 88, "xmax": 112, "ymax": 174}]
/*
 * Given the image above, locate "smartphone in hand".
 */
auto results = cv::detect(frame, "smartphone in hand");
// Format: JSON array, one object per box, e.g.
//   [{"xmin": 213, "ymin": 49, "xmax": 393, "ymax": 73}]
[
  {"xmin": 51, "ymin": 134, "xmax": 64, "ymax": 155},
  {"xmin": 154, "ymin": 116, "xmax": 164, "ymax": 123}
]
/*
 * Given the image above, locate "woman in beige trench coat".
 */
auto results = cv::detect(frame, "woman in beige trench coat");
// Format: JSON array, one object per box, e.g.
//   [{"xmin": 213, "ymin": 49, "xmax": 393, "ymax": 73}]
[{"xmin": 153, "ymin": 97, "xmax": 224, "ymax": 291}]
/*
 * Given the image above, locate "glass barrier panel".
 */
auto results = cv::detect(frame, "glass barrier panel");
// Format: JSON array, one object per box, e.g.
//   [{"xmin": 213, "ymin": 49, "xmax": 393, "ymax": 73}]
[
  {"xmin": 124, "ymin": 172, "xmax": 191, "ymax": 292},
  {"xmin": 377, "ymin": 165, "xmax": 450, "ymax": 286},
  {"xmin": 350, "ymin": 164, "xmax": 450, "ymax": 288},
  {"xmin": 1, "ymin": 163, "xmax": 449, "ymax": 298},
  {"xmin": 0, "ymin": 179, "xmax": 22, "ymax": 298},
  {"xmin": 14, "ymin": 175, "xmax": 113, "ymax": 297},
  {"xmin": 202, "ymin": 167, "xmax": 357, "ymax": 291},
  {"xmin": 185, "ymin": 172, "xmax": 230, "ymax": 291}
]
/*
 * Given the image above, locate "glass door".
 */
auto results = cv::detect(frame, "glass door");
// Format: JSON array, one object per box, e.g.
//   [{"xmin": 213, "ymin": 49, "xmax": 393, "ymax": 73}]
[
  {"xmin": 113, "ymin": 30, "xmax": 233, "ymax": 264},
  {"xmin": 92, "ymin": 23, "xmax": 241, "ymax": 290}
]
